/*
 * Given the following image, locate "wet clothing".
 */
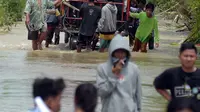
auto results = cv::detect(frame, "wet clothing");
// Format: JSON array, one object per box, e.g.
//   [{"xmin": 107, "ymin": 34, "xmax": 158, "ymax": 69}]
[
  {"xmin": 26, "ymin": 23, "xmax": 47, "ymax": 40},
  {"xmin": 24, "ymin": 0, "xmax": 54, "ymax": 31},
  {"xmin": 133, "ymin": 38, "xmax": 147, "ymax": 52},
  {"xmin": 98, "ymin": 3, "xmax": 117, "ymax": 34},
  {"xmin": 77, "ymin": 34, "xmax": 93, "ymax": 47},
  {"xmin": 154, "ymin": 67, "xmax": 200, "ymax": 99},
  {"xmin": 148, "ymin": 32, "xmax": 154, "ymax": 49},
  {"xmin": 79, "ymin": 5, "xmax": 101, "ymax": 36},
  {"xmin": 96, "ymin": 34, "xmax": 142, "ymax": 112},
  {"xmin": 130, "ymin": 11, "xmax": 159, "ymax": 43},
  {"xmin": 99, "ymin": 38, "xmax": 111, "ymax": 49}
]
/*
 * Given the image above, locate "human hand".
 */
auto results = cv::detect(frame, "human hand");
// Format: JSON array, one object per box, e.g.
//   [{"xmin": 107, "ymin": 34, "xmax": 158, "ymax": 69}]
[
  {"xmin": 112, "ymin": 60, "xmax": 124, "ymax": 77},
  {"xmin": 155, "ymin": 43, "xmax": 159, "ymax": 48}
]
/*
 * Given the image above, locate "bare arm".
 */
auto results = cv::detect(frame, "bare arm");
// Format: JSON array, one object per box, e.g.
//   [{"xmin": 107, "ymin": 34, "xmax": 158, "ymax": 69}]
[
  {"xmin": 25, "ymin": 14, "xmax": 30, "ymax": 24},
  {"xmin": 156, "ymin": 89, "xmax": 171, "ymax": 101},
  {"xmin": 24, "ymin": 0, "xmax": 31, "ymax": 24}
]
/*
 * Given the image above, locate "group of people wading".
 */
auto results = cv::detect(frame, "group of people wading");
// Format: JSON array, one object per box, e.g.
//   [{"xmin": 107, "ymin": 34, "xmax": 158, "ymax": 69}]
[{"xmin": 25, "ymin": 0, "xmax": 159, "ymax": 53}]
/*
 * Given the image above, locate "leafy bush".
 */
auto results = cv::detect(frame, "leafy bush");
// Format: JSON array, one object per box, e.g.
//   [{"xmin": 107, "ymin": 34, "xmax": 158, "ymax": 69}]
[{"xmin": 0, "ymin": 0, "xmax": 26, "ymax": 30}]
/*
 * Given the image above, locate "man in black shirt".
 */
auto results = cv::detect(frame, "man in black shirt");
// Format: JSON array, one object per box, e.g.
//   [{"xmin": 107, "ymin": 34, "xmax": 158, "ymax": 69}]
[
  {"xmin": 76, "ymin": 0, "xmax": 101, "ymax": 53},
  {"xmin": 154, "ymin": 43, "xmax": 200, "ymax": 103}
]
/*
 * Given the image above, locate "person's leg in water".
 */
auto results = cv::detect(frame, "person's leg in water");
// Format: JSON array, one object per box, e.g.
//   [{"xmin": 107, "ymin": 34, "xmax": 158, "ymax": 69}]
[
  {"xmin": 141, "ymin": 42, "xmax": 148, "ymax": 53},
  {"xmin": 85, "ymin": 35, "xmax": 92, "ymax": 52},
  {"xmin": 45, "ymin": 25, "xmax": 55, "ymax": 48},
  {"xmin": 148, "ymin": 31, "xmax": 154, "ymax": 50},
  {"xmin": 54, "ymin": 27, "xmax": 60, "ymax": 45},
  {"xmin": 99, "ymin": 39, "xmax": 107, "ymax": 52},
  {"xmin": 29, "ymin": 31, "xmax": 38, "ymax": 50},
  {"xmin": 132, "ymin": 38, "xmax": 141, "ymax": 52},
  {"xmin": 32, "ymin": 40, "xmax": 38, "ymax": 50},
  {"xmin": 26, "ymin": 23, "xmax": 38, "ymax": 50},
  {"xmin": 91, "ymin": 33, "xmax": 99, "ymax": 51},
  {"xmin": 38, "ymin": 24, "xmax": 47, "ymax": 50},
  {"xmin": 77, "ymin": 34, "xmax": 84, "ymax": 53}
]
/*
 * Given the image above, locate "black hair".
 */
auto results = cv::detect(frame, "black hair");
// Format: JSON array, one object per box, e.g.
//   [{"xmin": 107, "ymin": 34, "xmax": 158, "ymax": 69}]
[
  {"xmin": 137, "ymin": 0, "xmax": 146, "ymax": 5},
  {"xmin": 33, "ymin": 78, "xmax": 66, "ymax": 101},
  {"xmin": 111, "ymin": 48, "xmax": 130, "ymax": 58},
  {"xmin": 89, "ymin": 0, "xmax": 94, "ymax": 3},
  {"xmin": 75, "ymin": 83, "xmax": 97, "ymax": 112},
  {"xmin": 179, "ymin": 42, "xmax": 197, "ymax": 54},
  {"xmin": 167, "ymin": 98, "xmax": 197, "ymax": 112},
  {"xmin": 107, "ymin": 0, "xmax": 114, "ymax": 2},
  {"xmin": 145, "ymin": 2, "xmax": 155, "ymax": 12}
]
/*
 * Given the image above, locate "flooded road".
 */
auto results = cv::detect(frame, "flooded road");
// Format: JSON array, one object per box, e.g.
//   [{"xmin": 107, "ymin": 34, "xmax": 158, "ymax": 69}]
[{"xmin": 0, "ymin": 19, "xmax": 200, "ymax": 112}]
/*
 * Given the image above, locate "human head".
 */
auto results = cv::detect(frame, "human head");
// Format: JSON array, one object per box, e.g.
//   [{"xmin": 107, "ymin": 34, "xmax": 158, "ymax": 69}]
[
  {"xmin": 74, "ymin": 83, "xmax": 97, "ymax": 112},
  {"xmin": 179, "ymin": 42, "xmax": 198, "ymax": 70},
  {"xmin": 167, "ymin": 98, "xmax": 197, "ymax": 112},
  {"xmin": 107, "ymin": 0, "xmax": 114, "ymax": 2},
  {"xmin": 112, "ymin": 49, "xmax": 129, "ymax": 60},
  {"xmin": 145, "ymin": 3, "xmax": 155, "ymax": 17},
  {"xmin": 89, "ymin": 0, "xmax": 94, "ymax": 3},
  {"xmin": 33, "ymin": 78, "xmax": 66, "ymax": 112}
]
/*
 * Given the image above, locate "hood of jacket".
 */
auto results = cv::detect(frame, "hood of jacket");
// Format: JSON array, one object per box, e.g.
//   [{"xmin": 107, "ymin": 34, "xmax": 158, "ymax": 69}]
[{"xmin": 108, "ymin": 34, "xmax": 131, "ymax": 65}]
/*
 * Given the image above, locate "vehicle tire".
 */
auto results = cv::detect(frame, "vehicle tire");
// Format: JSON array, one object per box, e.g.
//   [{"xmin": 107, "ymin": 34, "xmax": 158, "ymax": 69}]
[{"xmin": 69, "ymin": 36, "xmax": 78, "ymax": 50}]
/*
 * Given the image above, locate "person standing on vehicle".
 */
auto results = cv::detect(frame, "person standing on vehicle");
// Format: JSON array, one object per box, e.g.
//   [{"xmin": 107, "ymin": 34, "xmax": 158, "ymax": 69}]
[
  {"xmin": 76, "ymin": 0, "xmax": 101, "ymax": 53},
  {"xmin": 98, "ymin": 0, "xmax": 117, "ymax": 52},
  {"xmin": 24, "ymin": 0, "xmax": 62, "ymax": 50},
  {"xmin": 154, "ymin": 43, "xmax": 200, "ymax": 109},
  {"xmin": 96, "ymin": 34, "xmax": 142, "ymax": 112}
]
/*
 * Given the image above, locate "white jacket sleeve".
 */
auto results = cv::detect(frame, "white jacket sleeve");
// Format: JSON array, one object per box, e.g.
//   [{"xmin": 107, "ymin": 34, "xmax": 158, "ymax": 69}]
[{"xmin": 135, "ymin": 67, "xmax": 142, "ymax": 112}]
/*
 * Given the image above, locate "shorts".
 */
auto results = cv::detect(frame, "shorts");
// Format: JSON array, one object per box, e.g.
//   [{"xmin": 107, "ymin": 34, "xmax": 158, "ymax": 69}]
[
  {"xmin": 99, "ymin": 39, "xmax": 111, "ymax": 49},
  {"xmin": 26, "ymin": 23, "xmax": 47, "ymax": 40}
]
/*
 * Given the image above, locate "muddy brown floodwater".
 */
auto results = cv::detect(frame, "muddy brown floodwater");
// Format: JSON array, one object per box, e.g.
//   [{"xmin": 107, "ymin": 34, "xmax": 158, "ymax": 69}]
[{"xmin": 0, "ymin": 19, "xmax": 199, "ymax": 112}]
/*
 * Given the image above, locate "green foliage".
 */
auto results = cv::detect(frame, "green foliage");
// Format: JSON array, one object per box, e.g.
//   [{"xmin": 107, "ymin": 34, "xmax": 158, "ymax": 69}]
[
  {"xmin": 184, "ymin": 0, "xmax": 200, "ymax": 44},
  {"xmin": 153, "ymin": 0, "xmax": 200, "ymax": 44},
  {"xmin": 0, "ymin": 0, "xmax": 26, "ymax": 31}
]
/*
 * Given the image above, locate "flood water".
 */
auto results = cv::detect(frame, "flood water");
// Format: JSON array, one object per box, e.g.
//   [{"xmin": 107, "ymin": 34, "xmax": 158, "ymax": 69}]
[{"xmin": 0, "ymin": 21, "xmax": 200, "ymax": 112}]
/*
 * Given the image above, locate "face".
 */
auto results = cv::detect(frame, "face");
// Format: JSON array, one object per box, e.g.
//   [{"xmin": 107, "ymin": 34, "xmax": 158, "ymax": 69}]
[
  {"xmin": 177, "ymin": 108, "xmax": 193, "ymax": 112},
  {"xmin": 113, "ymin": 49, "xmax": 127, "ymax": 59},
  {"xmin": 146, "ymin": 8, "xmax": 153, "ymax": 17},
  {"xmin": 47, "ymin": 93, "xmax": 62, "ymax": 112},
  {"xmin": 179, "ymin": 49, "xmax": 197, "ymax": 69},
  {"xmin": 75, "ymin": 107, "xmax": 84, "ymax": 112}
]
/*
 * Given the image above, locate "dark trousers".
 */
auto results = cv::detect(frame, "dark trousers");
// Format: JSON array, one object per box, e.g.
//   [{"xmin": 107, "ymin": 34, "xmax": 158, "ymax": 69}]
[
  {"xmin": 77, "ymin": 34, "xmax": 93, "ymax": 48},
  {"xmin": 148, "ymin": 31, "xmax": 154, "ymax": 50},
  {"xmin": 46, "ymin": 25, "xmax": 60, "ymax": 45},
  {"xmin": 46, "ymin": 26, "xmax": 56, "ymax": 43}
]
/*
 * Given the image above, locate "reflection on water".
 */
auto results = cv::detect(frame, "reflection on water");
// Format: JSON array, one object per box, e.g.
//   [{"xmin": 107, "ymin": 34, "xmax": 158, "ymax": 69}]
[{"xmin": 0, "ymin": 50, "xmax": 200, "ymax": 112}]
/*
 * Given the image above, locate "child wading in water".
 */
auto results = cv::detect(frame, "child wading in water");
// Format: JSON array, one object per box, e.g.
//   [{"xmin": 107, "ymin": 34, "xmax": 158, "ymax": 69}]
[{"xmin": 130, "ymin": 2, "xmax": 159, "ymax": 53}]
